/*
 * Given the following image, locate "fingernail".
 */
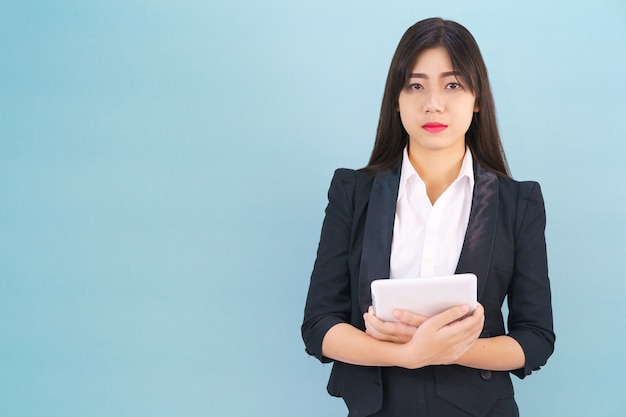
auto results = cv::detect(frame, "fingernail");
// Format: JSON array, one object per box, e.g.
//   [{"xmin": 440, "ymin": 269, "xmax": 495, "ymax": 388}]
[
  {"xmin": 393, "ymin": 310, "xmax": 402, "ymax": 318},
  {"xmin": 459, "ymin": 305, "xmax": 469, "ymax": 313}
]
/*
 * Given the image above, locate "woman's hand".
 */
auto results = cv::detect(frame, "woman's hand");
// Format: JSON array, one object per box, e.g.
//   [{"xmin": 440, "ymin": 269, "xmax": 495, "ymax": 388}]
[
  {"xmin": 363, "ymin": 307, "xmax": 427, "ymax": 344},
  {"xmin": 397, "ymin": 303, "xmax": 485, "ymax": 369}
]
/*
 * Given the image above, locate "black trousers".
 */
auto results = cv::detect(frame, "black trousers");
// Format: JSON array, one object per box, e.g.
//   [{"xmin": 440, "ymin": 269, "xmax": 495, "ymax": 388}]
[{"xmin": 369, "ymin": 367, "xmax": 519, "ymax": 417}]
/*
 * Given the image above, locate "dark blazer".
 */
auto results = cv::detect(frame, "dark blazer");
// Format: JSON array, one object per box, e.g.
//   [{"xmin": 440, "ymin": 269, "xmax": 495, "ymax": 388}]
[{"xmin": 302, "ymin": 162, "xmax": 555, "ymax": 417}]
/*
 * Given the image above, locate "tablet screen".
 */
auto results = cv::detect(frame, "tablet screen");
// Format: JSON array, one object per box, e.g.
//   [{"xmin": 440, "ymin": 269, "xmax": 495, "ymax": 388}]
[{"xmin": 371, "ymin": 273, "xmax": 477, "ymax": 322}]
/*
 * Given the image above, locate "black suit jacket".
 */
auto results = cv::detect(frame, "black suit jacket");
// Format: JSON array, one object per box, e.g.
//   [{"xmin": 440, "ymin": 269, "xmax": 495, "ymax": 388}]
[{"xmin": 302, "ymin": 162, "xmax": 555, "ymax": 417}]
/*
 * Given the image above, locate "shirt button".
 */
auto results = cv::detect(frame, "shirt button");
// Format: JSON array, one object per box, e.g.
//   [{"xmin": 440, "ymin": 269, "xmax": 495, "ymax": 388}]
[{"xmin": 480, "ymin": 370, "xmax": 492, "ymax": 380}]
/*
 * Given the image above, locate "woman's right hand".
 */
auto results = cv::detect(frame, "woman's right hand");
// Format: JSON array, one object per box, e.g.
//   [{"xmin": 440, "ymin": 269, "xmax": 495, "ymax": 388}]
[
  {"xmin": 363, "ymin": 306, "xmax": 427, "ymax": 344},
  {"xmin": 396, "ymin": 303, "xmax": 485, "ymax": 369}
]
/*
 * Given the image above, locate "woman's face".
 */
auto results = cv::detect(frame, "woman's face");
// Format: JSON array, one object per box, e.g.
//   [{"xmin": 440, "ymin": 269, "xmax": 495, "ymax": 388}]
[{"xmin": 397, "ymin": 47, "xmax": 478, "ymax": 155}]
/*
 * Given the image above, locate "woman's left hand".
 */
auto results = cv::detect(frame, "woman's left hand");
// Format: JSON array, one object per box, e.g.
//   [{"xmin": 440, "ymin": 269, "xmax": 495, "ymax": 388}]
[{"xmin": 363, "ymin": 306, "xmax": 428, "ymax": 344}]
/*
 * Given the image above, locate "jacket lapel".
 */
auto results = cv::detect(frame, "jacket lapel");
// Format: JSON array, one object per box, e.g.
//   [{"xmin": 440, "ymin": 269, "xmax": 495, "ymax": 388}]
[
  {"xmin": 358, "ymin": 166, "xmax": 401, "ymax": 313},
  {"xmin": 455, "ymin": 162, "xmax": 499, "ymax": 298},
  {"xmin": 358, "ymin": 162, "xmax": 499, "ymax": 311}
]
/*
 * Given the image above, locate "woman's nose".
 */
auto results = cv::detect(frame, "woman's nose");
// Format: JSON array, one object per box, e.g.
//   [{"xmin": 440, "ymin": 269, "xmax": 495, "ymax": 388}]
[{"xmin": 423, "ymin": 92, "xmax": 444, "ymax": 113}]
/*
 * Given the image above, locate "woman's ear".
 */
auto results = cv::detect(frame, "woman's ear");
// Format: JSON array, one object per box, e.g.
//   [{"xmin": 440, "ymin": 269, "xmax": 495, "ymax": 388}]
[{"xmin": 473, "ymin": 101, "xmax": 480, "ymax": 112}]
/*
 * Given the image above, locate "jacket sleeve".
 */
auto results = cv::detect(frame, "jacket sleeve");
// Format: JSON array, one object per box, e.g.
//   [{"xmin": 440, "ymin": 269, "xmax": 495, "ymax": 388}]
[
  {"xmin": 507, "ymin": 182, "xmax": 556, "ymax": 378},
  {"xmin": 301, "ymin": 169, "xmax": 356, "ymax": 363}
]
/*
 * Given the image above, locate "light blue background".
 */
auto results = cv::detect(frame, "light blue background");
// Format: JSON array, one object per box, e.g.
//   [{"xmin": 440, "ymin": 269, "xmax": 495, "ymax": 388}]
[{"xmin": 1, "ymin": 1, "xmax": 625, "ymax": 416}]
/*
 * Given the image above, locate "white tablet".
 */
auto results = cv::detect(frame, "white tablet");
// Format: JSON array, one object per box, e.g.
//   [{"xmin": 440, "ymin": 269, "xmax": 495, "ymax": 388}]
[{"xmin": 371, "ymin": 273, "xmax": 477, "ymax": 322}]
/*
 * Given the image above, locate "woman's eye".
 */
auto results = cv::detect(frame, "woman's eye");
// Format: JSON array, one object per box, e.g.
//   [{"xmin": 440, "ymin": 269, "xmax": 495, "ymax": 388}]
[
  {"xmin": 446, "ymin": 82, "xmax": 462, "ymax": 89},
  {"xmin": 408, "ymin": 83, "xmax": 423, "ymax": 90}
]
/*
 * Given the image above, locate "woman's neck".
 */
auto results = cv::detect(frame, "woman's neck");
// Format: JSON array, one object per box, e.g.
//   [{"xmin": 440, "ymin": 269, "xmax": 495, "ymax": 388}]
[{"xmin": 407, "ymin": 144, "xmax": 466, "ymax": 204}]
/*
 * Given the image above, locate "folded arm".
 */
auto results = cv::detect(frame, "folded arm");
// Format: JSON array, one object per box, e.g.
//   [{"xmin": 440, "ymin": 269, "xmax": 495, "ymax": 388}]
[{"xmin": 323, "ymin": 304, "xmax": 484, "ymax": 369}]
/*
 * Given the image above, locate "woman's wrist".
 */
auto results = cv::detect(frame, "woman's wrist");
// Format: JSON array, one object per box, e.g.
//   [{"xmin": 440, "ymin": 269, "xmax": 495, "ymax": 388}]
[{"xmin": 391, "ymin": 341, "xmax": 426, "ymax": 369}]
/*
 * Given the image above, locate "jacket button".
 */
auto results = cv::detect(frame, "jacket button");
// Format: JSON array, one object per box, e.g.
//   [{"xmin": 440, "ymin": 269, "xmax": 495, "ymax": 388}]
[{"xmin": 480, "ymin": 370, "xmax": 492, "ymax": 380}]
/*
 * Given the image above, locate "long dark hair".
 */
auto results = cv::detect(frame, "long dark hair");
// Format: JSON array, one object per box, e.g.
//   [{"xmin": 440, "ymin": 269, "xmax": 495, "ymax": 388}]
[{"xmin": 365, "ymin": 18, "xmax": 509, "ymax": 177}]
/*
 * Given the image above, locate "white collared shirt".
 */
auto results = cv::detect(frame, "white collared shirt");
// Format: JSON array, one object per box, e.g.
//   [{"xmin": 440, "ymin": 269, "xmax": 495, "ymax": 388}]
[{"xmin": 389, "ymin": 148, "xmax": 474, "ymax": 279}]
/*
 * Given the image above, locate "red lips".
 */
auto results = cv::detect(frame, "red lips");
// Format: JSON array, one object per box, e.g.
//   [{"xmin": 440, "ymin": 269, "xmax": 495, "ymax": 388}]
[{"xmin": 422, "ymin": 122, "xmax": 448, "ymax": 133}]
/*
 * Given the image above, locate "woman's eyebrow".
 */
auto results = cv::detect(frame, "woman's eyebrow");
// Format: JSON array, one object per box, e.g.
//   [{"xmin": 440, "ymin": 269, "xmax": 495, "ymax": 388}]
[{"xmin": 408, "ymin": 71, "xmax": 462, "ymax": 79}]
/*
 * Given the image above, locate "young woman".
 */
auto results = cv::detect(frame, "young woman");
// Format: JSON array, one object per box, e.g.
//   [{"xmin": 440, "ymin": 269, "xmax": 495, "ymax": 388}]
[{"xmin": 301, "ymin": 18, "xmax": 555, "ymax": 417}]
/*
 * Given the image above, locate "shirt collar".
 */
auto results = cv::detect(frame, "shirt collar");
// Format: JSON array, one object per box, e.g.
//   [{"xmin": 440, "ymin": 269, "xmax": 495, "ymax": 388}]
[{"xmin": 459, "ymin": 147, "xmax": 475, "ymax": 188}]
